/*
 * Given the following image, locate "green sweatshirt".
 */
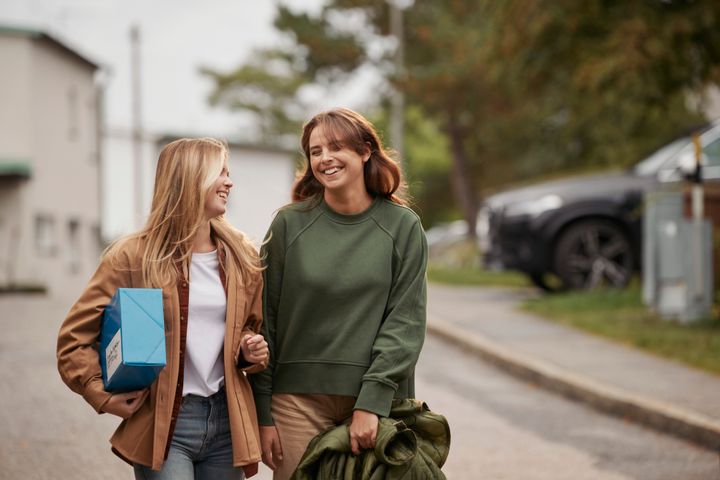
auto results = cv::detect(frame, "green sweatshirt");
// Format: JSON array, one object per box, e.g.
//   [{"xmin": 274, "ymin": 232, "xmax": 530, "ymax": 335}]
[{"xmin": 250, "ymin": 197, "xmax": 428, "ymax": 426}]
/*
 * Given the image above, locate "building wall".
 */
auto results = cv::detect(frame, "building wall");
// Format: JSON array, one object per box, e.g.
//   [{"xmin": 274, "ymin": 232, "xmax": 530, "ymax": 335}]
[
  {"xmin": 102, "ymin": 132, "xmax": 297, "ymax": 248},
  {"xmin": 0, "ymin": 184, "xmax": 23, "ymax": 286},
  {"xmin": 0, "ymin": 33, "xmax": 100, "ymax": 299},
  {"xmin": 0, "ymin": 34, "xmax": 32, "ymax": 157},
  {"xmin": 224, "ymin": 146, "xmax": 297, "ymax": 244},
  {"xmin": 101, "ymin": 128, "xmax": 157, "ymax": 240},
  {"xmin": 0, "ymin": 37, "xmax": 33, "ymax": 288}
]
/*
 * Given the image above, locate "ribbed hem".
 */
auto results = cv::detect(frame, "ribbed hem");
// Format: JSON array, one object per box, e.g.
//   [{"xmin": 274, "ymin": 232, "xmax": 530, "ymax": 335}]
[
  {"xmin": 274, "ymin": 362, "xmax": 368, "ymax": 396},
  {"xmin": 259, "ymin": 363, "xmax": 414, "ymax": 422},
  {"xmin": 355, "ymin": 380, "xmax": 397, "ymax": 417}
]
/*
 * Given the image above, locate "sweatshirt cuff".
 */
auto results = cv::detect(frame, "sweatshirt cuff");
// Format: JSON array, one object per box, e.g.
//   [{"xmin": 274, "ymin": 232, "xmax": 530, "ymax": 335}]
[
  {"xmin": 253, "ymin": 393, "xmax": 274, "ymax": 426},
  {"xmin": 354, "ymin": 381, "xmax": 396, "ymax": 418}
]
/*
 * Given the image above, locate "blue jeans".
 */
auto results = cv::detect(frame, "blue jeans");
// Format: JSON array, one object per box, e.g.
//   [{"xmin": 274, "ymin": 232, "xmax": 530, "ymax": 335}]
[{"xmin": 134, "ymin": 389, "xmax": 244, "ymax": 480}]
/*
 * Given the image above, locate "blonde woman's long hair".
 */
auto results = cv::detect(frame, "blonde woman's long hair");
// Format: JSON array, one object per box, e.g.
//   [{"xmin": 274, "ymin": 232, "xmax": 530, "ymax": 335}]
[{"xmin": 105, "ymin": 138, "xmax": 262, "ymax": 288}]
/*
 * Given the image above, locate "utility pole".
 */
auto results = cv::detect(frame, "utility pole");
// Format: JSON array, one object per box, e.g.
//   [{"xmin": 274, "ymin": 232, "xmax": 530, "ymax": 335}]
[
  {"xmin": 94, "ymin": 69, "xmax": 108, "ymax": 246},
  {"xmin": 130, "ymin": 24, "xmax": 143, "ymax": 229},
  {"xmin": 691, "ymin": 132, "xmax": 705, "ymax": 301},
  {"xmin": 389, "ymin": 0, "xmax": 406, "ymax": 164}
]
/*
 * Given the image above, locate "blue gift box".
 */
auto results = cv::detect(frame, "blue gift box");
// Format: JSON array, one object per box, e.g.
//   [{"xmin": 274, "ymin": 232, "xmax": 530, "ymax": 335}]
[{"xmin": 100, "ymin": 288, "xmax": 166, "ymax": 392}]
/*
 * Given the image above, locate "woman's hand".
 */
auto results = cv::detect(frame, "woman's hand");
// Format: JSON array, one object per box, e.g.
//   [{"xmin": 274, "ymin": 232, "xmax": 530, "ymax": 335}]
[
  {"xmin": 349, "ymin": 409, "xmax": 379, "ymax": 455},
  {"xmin": 101, "ymin": 389, "xmax": 148, "ymax": 419},
  {"xmin": 259, "ymin": 425, "xmax": 284, "ymax": 470},
  {"xmin": 242, "ymin": 334, "xmax": 269, "ymax": 364}
]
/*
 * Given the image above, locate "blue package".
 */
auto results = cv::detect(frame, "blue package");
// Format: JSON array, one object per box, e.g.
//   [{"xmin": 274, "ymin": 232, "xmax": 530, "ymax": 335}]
[{"xmin": 100, "ymin": 288, "xmax": 166, "ymax": 392}]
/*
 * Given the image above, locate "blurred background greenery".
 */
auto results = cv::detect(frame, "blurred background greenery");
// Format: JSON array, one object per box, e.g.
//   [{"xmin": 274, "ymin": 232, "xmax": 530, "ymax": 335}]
[{"xmin": 202, "ymin": 0, "xmax": 720, "ymax": 232}]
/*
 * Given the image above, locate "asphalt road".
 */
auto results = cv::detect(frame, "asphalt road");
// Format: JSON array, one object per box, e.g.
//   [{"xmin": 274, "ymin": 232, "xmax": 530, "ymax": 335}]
[
  {"xmin": 415, "ymin": 335, "xmax": 718, "ymax": 479},
  {"xmin": 1, "ymin": 294, "xmax": 718, "ymax": 479}
]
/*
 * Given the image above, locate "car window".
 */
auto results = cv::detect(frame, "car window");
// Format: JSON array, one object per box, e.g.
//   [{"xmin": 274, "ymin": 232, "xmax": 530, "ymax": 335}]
[
  {"xmin": 704, "ymin": 137, "xmax": 720, "ymax": 166},
  {"xmin": 633, "ymin": 137, "xmax": 690, "ymax": 176},
  {"xmin": 703, "ymin": 136, "xmax": 720, "ymax": 180}
]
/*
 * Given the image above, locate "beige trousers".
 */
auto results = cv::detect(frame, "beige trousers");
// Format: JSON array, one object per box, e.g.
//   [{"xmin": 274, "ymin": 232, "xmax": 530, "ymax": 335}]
[{"xmin": 270, "ymin": 393, "xmax": 356, "ymax": 480}]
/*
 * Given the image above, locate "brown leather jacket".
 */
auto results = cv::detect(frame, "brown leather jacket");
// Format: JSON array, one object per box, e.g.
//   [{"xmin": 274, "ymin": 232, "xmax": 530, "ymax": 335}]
[{"xmin": 57, "ymin": 236, "xmax": 266, "ymax": 473}]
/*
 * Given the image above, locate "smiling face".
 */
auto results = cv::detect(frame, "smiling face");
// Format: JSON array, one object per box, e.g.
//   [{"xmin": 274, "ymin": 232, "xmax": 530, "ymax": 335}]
[
  {"xmin": 204, "ymin": 157, "xmax": 233, "ymax": 220},
  {"xmin": 308, "ymin": 125, "xmax": 369, "ymax": 198}
]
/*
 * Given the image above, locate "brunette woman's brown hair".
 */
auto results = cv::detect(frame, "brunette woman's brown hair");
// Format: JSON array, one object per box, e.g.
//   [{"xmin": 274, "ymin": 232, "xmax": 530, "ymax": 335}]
[{"xmin": 293, "ymin": 108, "xmax": 407, "ymax": 205}]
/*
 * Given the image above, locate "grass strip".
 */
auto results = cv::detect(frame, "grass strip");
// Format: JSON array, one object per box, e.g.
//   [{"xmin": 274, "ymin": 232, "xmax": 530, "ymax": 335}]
[
  {"xmin": 428, "ymin": 267, "xmax": 531, "ymax": 288},
  {"xmin": 521, "ymin": 287, "xmax": 720, "ymax": 375}
]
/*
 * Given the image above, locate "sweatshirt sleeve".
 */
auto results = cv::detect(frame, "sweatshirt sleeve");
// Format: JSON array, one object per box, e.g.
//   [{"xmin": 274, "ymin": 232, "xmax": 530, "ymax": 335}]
[
  {"xmin": 237, "ymin": 275, "xmax": 269, "ymax": 374},
  {"xmin": 354, "ymin": 215, "xmax": 428, "ymax": 417},
  {"xmin": 56, "ymin": 250, "xmax": 131, "ymax": 413},
  {"xmin": 249, "ymin": 212, "xmax": 286, "ymax": 426}
]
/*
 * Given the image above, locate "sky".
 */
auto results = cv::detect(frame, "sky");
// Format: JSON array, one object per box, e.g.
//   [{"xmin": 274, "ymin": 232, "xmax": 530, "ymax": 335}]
[
  {"xmin": 0, "ymin": 0, "xmax": 329, "ymax": 138},
  {"xmin": 0, "ymin": 0, "xmax": 359, "ymax": 238},
  {"xmin": 0, "ymin": 0, "xmax": 385, "ymax": 238}
]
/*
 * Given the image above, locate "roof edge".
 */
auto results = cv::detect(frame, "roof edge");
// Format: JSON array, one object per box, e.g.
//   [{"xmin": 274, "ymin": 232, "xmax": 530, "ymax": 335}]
[{"xmin": 0, "ymin": 23, "xmax": 100, "ymax": 70}]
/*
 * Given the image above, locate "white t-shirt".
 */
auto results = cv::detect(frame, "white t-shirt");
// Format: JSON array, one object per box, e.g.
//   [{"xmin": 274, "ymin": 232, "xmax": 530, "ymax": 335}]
[{"xmin": 183, "ymin": 249, "xmax": 226, "ymax": 397}]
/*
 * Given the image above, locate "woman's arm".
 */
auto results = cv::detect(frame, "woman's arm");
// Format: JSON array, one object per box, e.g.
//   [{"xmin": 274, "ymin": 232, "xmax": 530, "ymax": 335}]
[
  {"xmin": 56, "ymin": 250, "xmax": 131, "ymax": 413},
  {"xmin": 354, "ymin": 216, "xmax": 428, "ymax": 418},
  {"xmin": 249, "ymin": 213, "xmax": 287, "ymax": 426},
  {"xmin": 238, "ymin": 275, "xmax": 269, "ymax": 373}
]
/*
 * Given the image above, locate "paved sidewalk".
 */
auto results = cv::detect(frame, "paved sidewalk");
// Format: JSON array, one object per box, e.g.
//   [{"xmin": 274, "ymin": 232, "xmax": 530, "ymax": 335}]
[{"xmin": 426, "ymin": 283, "xmax": 720, "ymax": 451}]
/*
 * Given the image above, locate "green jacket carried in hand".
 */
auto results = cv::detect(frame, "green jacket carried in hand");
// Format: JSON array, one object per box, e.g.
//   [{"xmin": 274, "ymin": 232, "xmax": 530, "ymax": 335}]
[{"xmin": 291, "ymin": 399, "xmax": 451, "ymax": 480}]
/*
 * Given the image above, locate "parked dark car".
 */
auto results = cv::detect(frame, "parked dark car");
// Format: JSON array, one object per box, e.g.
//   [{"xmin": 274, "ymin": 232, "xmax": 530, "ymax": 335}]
[{"xmin": 480, "ymin": 122, "xmax": 720, "ymax": 290}]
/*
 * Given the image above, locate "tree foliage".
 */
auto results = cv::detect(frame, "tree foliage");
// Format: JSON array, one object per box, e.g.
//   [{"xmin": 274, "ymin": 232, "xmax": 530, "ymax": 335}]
[
  {"xmin": 486, "ymin": 1, "xmax": 718, "ymax": 177},
  {"xmin": 200, "ymin": 48, "xmax": 307, "ymax": 145},
  {"xmin": 204, "ymin": 0, "xmax": 720, "ymax": 229}
]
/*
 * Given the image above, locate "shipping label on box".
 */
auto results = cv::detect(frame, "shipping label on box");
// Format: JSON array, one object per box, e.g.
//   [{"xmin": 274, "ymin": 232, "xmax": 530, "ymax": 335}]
[{"xmin": 100, "ymin": 288, "xmax": 166, "ymax": 392}]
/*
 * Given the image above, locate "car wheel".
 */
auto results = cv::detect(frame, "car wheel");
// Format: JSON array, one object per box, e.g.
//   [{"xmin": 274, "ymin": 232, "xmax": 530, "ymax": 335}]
[{"xmin": 553, "ymin": 220, "xmax": 633, "ymax": 290}]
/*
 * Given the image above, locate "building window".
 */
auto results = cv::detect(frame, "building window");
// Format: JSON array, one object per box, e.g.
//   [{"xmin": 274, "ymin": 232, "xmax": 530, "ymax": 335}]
[
  {"xmin": 35, "ymin": 215, "xmax": 57, "ymax": 256},
  {"xmin": 87, "ymin": 95, "xmax": 99, "ymax": 164},
  {"xmin": 67, "ymin": 219, "xmax": 81, "ymax": 274},
  {"xmin": 92, "ymin": 223, "xmax": 105, "ymax": 251}
]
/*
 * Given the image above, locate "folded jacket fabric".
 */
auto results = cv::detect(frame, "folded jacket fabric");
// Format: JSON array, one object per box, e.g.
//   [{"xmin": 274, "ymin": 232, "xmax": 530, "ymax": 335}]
[{"xmin": 291, "ymin": 399, "xmax": 450, "ymax": 479}]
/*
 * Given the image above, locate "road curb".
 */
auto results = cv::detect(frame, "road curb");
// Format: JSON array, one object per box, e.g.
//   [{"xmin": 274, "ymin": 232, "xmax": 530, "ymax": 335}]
[{"xmin": 427, "ymin": 315, "xmax": 720, "ymax": 451}]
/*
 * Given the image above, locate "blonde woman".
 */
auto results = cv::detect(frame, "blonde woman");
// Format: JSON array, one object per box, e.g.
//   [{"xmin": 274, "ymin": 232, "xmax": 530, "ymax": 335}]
[{"xmin": 57, "ymin": 138, "xmax": 269, "ymax": 480}]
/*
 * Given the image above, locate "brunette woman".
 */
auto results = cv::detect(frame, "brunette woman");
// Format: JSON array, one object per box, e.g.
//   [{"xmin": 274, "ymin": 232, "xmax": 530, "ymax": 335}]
[{"xmin": 250, "ymin": 108, "xmax": 428, "ymax": 479}]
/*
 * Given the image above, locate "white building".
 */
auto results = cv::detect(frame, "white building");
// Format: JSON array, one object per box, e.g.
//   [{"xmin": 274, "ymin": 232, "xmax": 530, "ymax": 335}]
[
  {"xmin": 202, "ymin": 139, "xmax": 297, "ymax": 244},
  {"xmin": 0, "ymin": 25, "xmax": 299, "ymax": 299},
  {"xmin": 0, "ymin": 25, "xmax": 102, "ymax": 299},
  {"xmin": 102, "ymin": 129, "xmax": 298, "ymax": 246}
]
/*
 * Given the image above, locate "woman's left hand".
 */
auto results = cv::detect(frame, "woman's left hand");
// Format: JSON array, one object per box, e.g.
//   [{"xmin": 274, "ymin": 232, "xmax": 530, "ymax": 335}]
[
  {"xmin": 349, "ymin": 409, "xmax": 379, "ymax": 455},
  {"xmin": 241, "ymin": 334, "xmax": 269, "ymax": 364}
]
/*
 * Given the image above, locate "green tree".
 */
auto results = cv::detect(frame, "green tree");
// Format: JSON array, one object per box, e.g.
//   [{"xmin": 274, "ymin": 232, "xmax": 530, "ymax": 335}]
[
  {"xmin": 205, "ymin": 1, "xmax": 495, "ymax": 234},
  {"xmin": 200, "ymin": 48, "xmax": 307, "ymax": 145},
  {"xmin": 369, "ymin": 105, "xmax": 456, "ymax": 227},
  {"xmin": 485, "ymin": 0, "xmax": 718, "ymax": 178},
  {"xmin": 201, "ymin": 4, "xmax": 368, "ymax": 145},
  {"xmin": 204, "ymin": 1, "xmax": 720, "ymax": 231}
]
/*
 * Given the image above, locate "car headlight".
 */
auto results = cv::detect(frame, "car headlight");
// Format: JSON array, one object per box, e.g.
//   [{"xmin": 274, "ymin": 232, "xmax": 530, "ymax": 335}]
[{"xmin": 504, "ymin": 194, "xmax": 563, "ymax": 218}]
